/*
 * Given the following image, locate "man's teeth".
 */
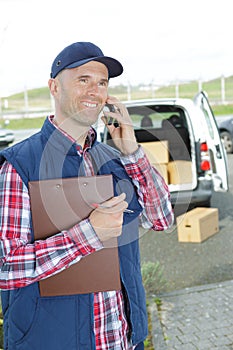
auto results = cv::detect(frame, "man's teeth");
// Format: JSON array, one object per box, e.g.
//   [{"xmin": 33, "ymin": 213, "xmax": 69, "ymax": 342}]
[{"xmin": 83, "ymin": 102, "xmax": 97, "ymax": 108}]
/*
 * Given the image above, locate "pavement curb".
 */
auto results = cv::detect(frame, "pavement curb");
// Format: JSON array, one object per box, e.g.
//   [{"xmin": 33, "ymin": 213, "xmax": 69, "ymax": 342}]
[
  {"xmin": 156, "ymin": 278, "xmax": 233, "ymax": 298},
  {"xmin": 149, "ymin": 302, "xmax": 167, "ymax": 349}
]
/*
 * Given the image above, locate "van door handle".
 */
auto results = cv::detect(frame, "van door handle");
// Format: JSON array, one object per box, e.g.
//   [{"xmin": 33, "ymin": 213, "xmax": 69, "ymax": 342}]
[{"xmin": 215, "ymin": 144, "xmax": 222, "ymax": 159}]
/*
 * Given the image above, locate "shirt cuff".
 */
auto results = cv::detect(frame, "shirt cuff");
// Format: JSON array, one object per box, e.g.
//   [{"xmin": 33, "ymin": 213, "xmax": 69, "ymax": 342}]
[
  {"xmin": 120, "ymin": 144, "xmax": 145, "ymax": 165},
  {"xmin": 120, "ymin": 145, "xmax": 152, "ymax": 174},
  {"xmin": 68, "ymin": 219, "xmax": 103, "ymax": 254}
]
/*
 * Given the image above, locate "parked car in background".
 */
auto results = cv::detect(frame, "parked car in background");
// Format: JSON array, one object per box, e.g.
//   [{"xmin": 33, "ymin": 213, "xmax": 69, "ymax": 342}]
[
  {"xmin": 218, "ymin": 117, "xmax": 233, "ymax": 153},
  {"xmin": 0, "ymin": 125, "xmax": 15, "ymax": 150},
  {"xmin": 99, "ymin": 91, "xmax": 228, "ymax": 212}
]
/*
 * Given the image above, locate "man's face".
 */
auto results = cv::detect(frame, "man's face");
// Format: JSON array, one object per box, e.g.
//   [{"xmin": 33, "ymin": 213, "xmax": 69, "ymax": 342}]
[{"xmin": 54, "ymin": 61, "xmax": 109, "ymax": 127}]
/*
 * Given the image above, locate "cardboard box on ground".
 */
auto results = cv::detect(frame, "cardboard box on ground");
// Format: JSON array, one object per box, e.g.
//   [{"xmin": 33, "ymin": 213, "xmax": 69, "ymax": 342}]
[{"xmin": 176, "ymin": 207, "xmax": 219, "ymax": 243}]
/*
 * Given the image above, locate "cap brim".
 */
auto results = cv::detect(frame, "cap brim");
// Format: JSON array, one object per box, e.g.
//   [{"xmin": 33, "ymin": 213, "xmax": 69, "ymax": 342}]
[{"xmin": 66, "ymin": 56, "xmax": 123, "ymax": 78}]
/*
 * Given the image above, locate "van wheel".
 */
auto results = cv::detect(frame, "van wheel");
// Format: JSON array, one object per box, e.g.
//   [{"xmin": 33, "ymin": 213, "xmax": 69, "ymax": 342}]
[{"xmin": 220, "ymin": 131, "xmax": 233, "ymax": 153}]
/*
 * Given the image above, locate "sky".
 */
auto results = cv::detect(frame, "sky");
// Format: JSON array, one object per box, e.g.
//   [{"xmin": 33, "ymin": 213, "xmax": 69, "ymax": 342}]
[{"xmin": 0, "ymin": 0, "xmax": 232, "ymax": 96}]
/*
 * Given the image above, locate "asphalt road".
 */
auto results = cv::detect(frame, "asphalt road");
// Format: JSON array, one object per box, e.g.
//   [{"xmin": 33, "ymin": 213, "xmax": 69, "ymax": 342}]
[{"xmin": 140, "ymin": 154, "xmax": 233, "ymax": 293}]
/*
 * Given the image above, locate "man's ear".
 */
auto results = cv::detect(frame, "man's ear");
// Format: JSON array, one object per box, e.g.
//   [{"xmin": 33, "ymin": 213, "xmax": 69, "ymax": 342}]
[{"xmin": 48, "ymin": 78, "xmax": 58, "ymax": 97}]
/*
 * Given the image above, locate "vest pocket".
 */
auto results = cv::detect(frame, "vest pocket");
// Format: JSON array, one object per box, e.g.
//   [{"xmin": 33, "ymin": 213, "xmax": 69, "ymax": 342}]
[{"xmin": 13, "ymin": 296, "xmax": 77, "ymax": 350}]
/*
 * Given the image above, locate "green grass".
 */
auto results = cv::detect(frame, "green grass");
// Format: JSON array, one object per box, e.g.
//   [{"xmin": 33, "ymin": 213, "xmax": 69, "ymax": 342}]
[
  {"xmin": 4, "ymin": 87, "xmax": 52, "ymax": 111},
  {"xmin": 2, "ymin": 105, "xmax": 232, "ymax": 131},
  {"xmin": 211, "ymin": 104, "xmax": 233, "ymax": 116},
  {"xmin": 4, "ymin": 117, "xmax": 45, "ymax": 130},
  {"xmin": 1, "ymin": 75, "xmax": 233, "ymax": 131},
  {"xmin": 3, "ymin": 75, "xmax": 233, "ymax": 109}
]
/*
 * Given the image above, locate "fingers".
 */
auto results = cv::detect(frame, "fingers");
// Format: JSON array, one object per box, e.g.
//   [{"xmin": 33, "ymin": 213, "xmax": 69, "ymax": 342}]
[
  {"xmin": 103, "ymin": 96, "xmax": 132, "ymax": 126},
  {"xmin": 89, "ymin": 193, "xmax": 128, "ymax": 242},
  {"xmin": 105, "ymin": 96, "xmax": 125, "ymax": 113},
  {"xmin": 93, "ymin": 193, "xmax": 128, "ymax": 213},
  {"xmin": 100, "ymin": 193, "xmax": 126, "ymax": 208},
  {"xmin": 102, "ymin": 96, "xmax": 138, "ymax": 155}
]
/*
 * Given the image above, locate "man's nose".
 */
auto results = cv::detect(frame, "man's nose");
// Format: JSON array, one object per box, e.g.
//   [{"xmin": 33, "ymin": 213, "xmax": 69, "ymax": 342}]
[{"xmin": 87, "ymin": 83, "xmax": 99, "ymax": 95}]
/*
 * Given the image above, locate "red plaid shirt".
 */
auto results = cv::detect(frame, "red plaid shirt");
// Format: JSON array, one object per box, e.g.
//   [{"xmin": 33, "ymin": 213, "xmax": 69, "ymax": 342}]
[{"xmin": 0, "ymin": 118, "xmax": 173, "ymax": 349}]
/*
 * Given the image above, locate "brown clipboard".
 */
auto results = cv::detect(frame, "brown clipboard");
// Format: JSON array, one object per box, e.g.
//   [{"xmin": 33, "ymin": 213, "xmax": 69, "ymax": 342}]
[{"xmin": 28, "ymin": 175, "xmax": 121, "ymax": 296}]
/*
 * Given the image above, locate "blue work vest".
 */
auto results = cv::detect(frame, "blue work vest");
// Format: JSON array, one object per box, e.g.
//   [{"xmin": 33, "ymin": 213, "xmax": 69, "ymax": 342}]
[{"xmin": 0, "ymin": 118, "xmax": 148, "ymax": 350}]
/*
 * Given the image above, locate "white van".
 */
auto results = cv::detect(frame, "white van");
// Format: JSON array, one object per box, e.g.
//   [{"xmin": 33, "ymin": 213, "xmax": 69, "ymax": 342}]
[{"xmin": 100, "ymin": 91, "xmax": 228, "ymax": 212}]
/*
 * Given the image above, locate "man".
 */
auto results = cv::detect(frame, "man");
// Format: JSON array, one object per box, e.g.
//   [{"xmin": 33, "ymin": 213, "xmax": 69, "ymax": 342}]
[{"xmin": 0, "ymin": 42, "xmax": 173, "ymax": 350}]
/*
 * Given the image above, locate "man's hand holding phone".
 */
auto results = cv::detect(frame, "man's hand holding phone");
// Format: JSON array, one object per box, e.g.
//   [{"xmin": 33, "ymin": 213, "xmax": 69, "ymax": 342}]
[
  {"xmin": 104, "ymin": 103, "xmax": 119, "ymax": 127},
  {"xmin": 102, "ymin": 96, "xmax": 138, "ymax": 155}
]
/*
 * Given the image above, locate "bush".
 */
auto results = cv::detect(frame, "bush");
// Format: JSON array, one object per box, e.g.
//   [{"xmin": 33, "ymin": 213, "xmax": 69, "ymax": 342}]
[{"xmin": 141, "ymin": 261, "xmax": 167, "ymax": 296}]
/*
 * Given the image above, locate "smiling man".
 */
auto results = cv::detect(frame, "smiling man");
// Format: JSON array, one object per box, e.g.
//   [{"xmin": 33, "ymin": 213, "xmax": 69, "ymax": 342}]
[
  {"xmin": 0, "ymin": 42, "xmax": 173, "ymax": 350},
  {"xmin": 49, "ymin": 61, "xmax": 109, "ymax": 137}
]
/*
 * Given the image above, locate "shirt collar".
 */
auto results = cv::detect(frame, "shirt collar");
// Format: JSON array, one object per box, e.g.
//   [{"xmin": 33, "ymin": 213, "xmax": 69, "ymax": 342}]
[{"xmin": 48, "ymin": 115, "xmax": 96, "ymax": 153}]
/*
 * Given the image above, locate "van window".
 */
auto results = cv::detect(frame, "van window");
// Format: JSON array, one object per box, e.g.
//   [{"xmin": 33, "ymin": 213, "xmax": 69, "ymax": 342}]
[
  {"xmin": 202, "ymin": 108, "xmax": 215, "ymax": 139},
  {"xmin": 127, "ymin": 105, "xmax": 187, "ymax": 129}
]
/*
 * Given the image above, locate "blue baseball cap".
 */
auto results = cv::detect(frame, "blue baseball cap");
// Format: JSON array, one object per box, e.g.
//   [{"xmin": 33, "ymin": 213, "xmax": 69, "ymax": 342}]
[{"xmin": 50, "ymin": 42, "xmax": 123, "ymax": 79}]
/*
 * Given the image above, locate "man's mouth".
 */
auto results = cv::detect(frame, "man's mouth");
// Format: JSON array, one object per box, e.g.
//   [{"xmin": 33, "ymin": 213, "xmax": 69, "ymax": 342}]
[{"xmin": 82, "ymin": 102, "xmax": 98, "ymax": 108}]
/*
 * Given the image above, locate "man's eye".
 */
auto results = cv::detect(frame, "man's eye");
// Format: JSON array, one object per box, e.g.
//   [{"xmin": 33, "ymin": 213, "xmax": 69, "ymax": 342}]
[
  {"xmin": 80, "ymin": 78, "xmax": 87, "ymax": 84},
  {"xmin": 99, "ymin": 81, "xmax": 108, "ymax": 87}
]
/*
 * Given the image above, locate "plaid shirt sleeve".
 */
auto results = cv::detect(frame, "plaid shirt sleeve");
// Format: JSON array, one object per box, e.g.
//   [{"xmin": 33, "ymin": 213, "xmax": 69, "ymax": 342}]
[
  {"xmin": 0, "ymin": 161, "xmax": 103, "ymax": 290},
  {"xmin": 121, "ymin": 146, "xmax": 174, "ymax": 231}
]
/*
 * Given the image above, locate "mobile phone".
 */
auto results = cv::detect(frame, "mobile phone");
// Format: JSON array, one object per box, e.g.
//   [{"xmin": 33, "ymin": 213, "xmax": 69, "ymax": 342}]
[{"xmin": 104, "ymin": 103, "xmax": 119, "ymax": 127}]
